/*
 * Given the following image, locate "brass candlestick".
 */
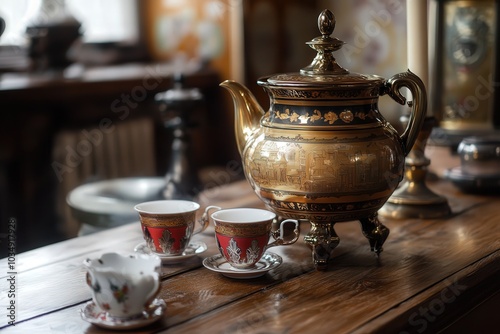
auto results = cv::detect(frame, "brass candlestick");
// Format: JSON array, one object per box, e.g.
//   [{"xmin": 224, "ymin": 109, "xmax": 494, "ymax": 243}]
[{"xmin": 379, "ymin": 116, "xmax": 451, "ymax": 219}]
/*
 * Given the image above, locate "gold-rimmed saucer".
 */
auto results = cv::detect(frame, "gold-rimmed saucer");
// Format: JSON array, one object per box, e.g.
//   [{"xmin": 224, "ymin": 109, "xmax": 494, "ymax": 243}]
[
  {"xmin": 134, "ymin": 241, "xmax": 207, "ymax": 264},
  {"xmin": 202, "ymin": 252, "xmax": 282, "ymax": 279}
]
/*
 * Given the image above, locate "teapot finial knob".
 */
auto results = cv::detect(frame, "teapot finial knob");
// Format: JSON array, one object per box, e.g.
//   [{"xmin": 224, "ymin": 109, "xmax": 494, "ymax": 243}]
[
  {"xmin": 301, "ymin": 9, "xmax": 348, "ymax": 76},
  {"xmin": 318, "ymin": 9, "xmax": 335, "ymax": 37}
]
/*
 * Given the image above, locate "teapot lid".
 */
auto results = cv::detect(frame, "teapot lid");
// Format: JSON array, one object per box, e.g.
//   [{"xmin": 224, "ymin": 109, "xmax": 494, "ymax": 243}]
[{"xmin": 260, "ymin": 9, "xmax": 384, "ymax": 88}]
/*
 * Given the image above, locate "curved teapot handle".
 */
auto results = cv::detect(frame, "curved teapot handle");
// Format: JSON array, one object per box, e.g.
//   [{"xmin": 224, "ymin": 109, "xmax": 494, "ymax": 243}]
[{"xmin": 384, "ymin": 70, "xmax": 427, "ymax": 155}]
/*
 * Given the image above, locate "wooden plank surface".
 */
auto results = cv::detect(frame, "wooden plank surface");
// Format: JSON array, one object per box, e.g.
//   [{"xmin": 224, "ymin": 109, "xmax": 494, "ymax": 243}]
[
  {"xmin": 1, "ymin": 173, "xmax": 499, "ymax": 333},
  {"xmin": 154, "ymin": 200, "xmax": 500, "ymax": 333}
]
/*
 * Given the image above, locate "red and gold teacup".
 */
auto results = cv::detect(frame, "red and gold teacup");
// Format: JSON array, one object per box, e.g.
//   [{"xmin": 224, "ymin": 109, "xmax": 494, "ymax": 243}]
[
  {"xmin": 134, "ymin": 200, "xmax": 207, "ymax": 256},
  {"xmin": 202, "ymin": 207, "xmax": 299, "ymax": 269}
]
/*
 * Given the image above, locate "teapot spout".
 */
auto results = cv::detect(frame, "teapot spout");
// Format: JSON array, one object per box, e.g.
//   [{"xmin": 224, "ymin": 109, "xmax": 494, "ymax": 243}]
[{"xmin": 220, "ymin": 80, "xmax": 264, "ymax": 157}]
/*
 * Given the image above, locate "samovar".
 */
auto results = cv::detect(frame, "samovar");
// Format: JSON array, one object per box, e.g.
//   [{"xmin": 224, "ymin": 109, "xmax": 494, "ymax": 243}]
[{"xmin": 221, "ymin": 9, "xmax": 426, "ymax": 269}]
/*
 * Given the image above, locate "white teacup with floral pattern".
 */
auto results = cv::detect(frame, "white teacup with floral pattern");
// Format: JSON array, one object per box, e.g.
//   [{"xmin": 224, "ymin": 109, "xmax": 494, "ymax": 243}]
[{"xmin": 83, "ymin": 252, "xmax": 161, "ymax": 318}]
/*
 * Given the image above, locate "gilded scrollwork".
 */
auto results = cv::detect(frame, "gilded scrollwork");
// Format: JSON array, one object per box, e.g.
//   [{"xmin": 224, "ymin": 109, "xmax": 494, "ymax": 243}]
[
  {"xmin": 269, "ymin": 107, "xmax": 372, "ymax": 125},
  {"xmin": 265, "ymin": 198, "xmax": 387, "ymax": 212},
  {"xmin": 339, "ymin": 110, "xmax": 354, "ymax": 123},
  {"xmin": 324, "ymin": 111, "xmax": 338, "ymax": 124},
  {"xmin": 266, "ymin": 82, "xmax": 380, "ymax": 99},
  {"xmin": 355, "ymin": 112, "xmax": 367, "ymax": 120},
  {"xmin": 215, "ymin": 222, "xmax": 270, "ymax": 237}
]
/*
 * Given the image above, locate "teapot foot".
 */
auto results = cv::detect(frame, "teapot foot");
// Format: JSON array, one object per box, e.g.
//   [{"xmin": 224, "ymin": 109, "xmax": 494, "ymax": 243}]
[
  {"xmin": 360, "ymin": 214, "xmax": 390, "ymax": 254},
  {"xmin": 304, "ymin": 221, "xmax": 340, "ymax": 271},
  {"xmin": 304, "ymin": 214, "xmax": 390, "ymax": 270}
]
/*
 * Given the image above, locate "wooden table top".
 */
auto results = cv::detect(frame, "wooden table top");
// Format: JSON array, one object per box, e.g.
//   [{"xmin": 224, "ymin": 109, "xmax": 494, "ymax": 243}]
[{"xmin": 1, "ymin": 147, "xmax": 499, "ymax": 333}]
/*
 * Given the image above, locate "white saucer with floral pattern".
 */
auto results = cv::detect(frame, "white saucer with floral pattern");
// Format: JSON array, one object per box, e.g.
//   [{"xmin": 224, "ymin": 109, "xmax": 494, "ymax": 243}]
[
  {"xmin": 80, "ymin": 298, "xmax": 166, "ymax": 330},
  {"xmin": 134, "ymin": 241, "xmax": 207, "ymax": 264},
  {"xmin": 203, "ymin": 252, "xmax": 282, "ymax": 279}
]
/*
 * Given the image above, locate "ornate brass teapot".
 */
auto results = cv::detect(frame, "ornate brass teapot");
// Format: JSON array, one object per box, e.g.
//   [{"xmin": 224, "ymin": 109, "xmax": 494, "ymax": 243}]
[{"xmin": 221, "ymin": 9, "xmax": 426, "ymax": 269}]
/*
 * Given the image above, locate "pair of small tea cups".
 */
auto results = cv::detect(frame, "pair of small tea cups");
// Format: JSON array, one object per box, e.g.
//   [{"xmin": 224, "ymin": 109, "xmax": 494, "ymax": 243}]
[{"xmin": 133, "ymin": 200, "xmax": 300, "ymax": 269}]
